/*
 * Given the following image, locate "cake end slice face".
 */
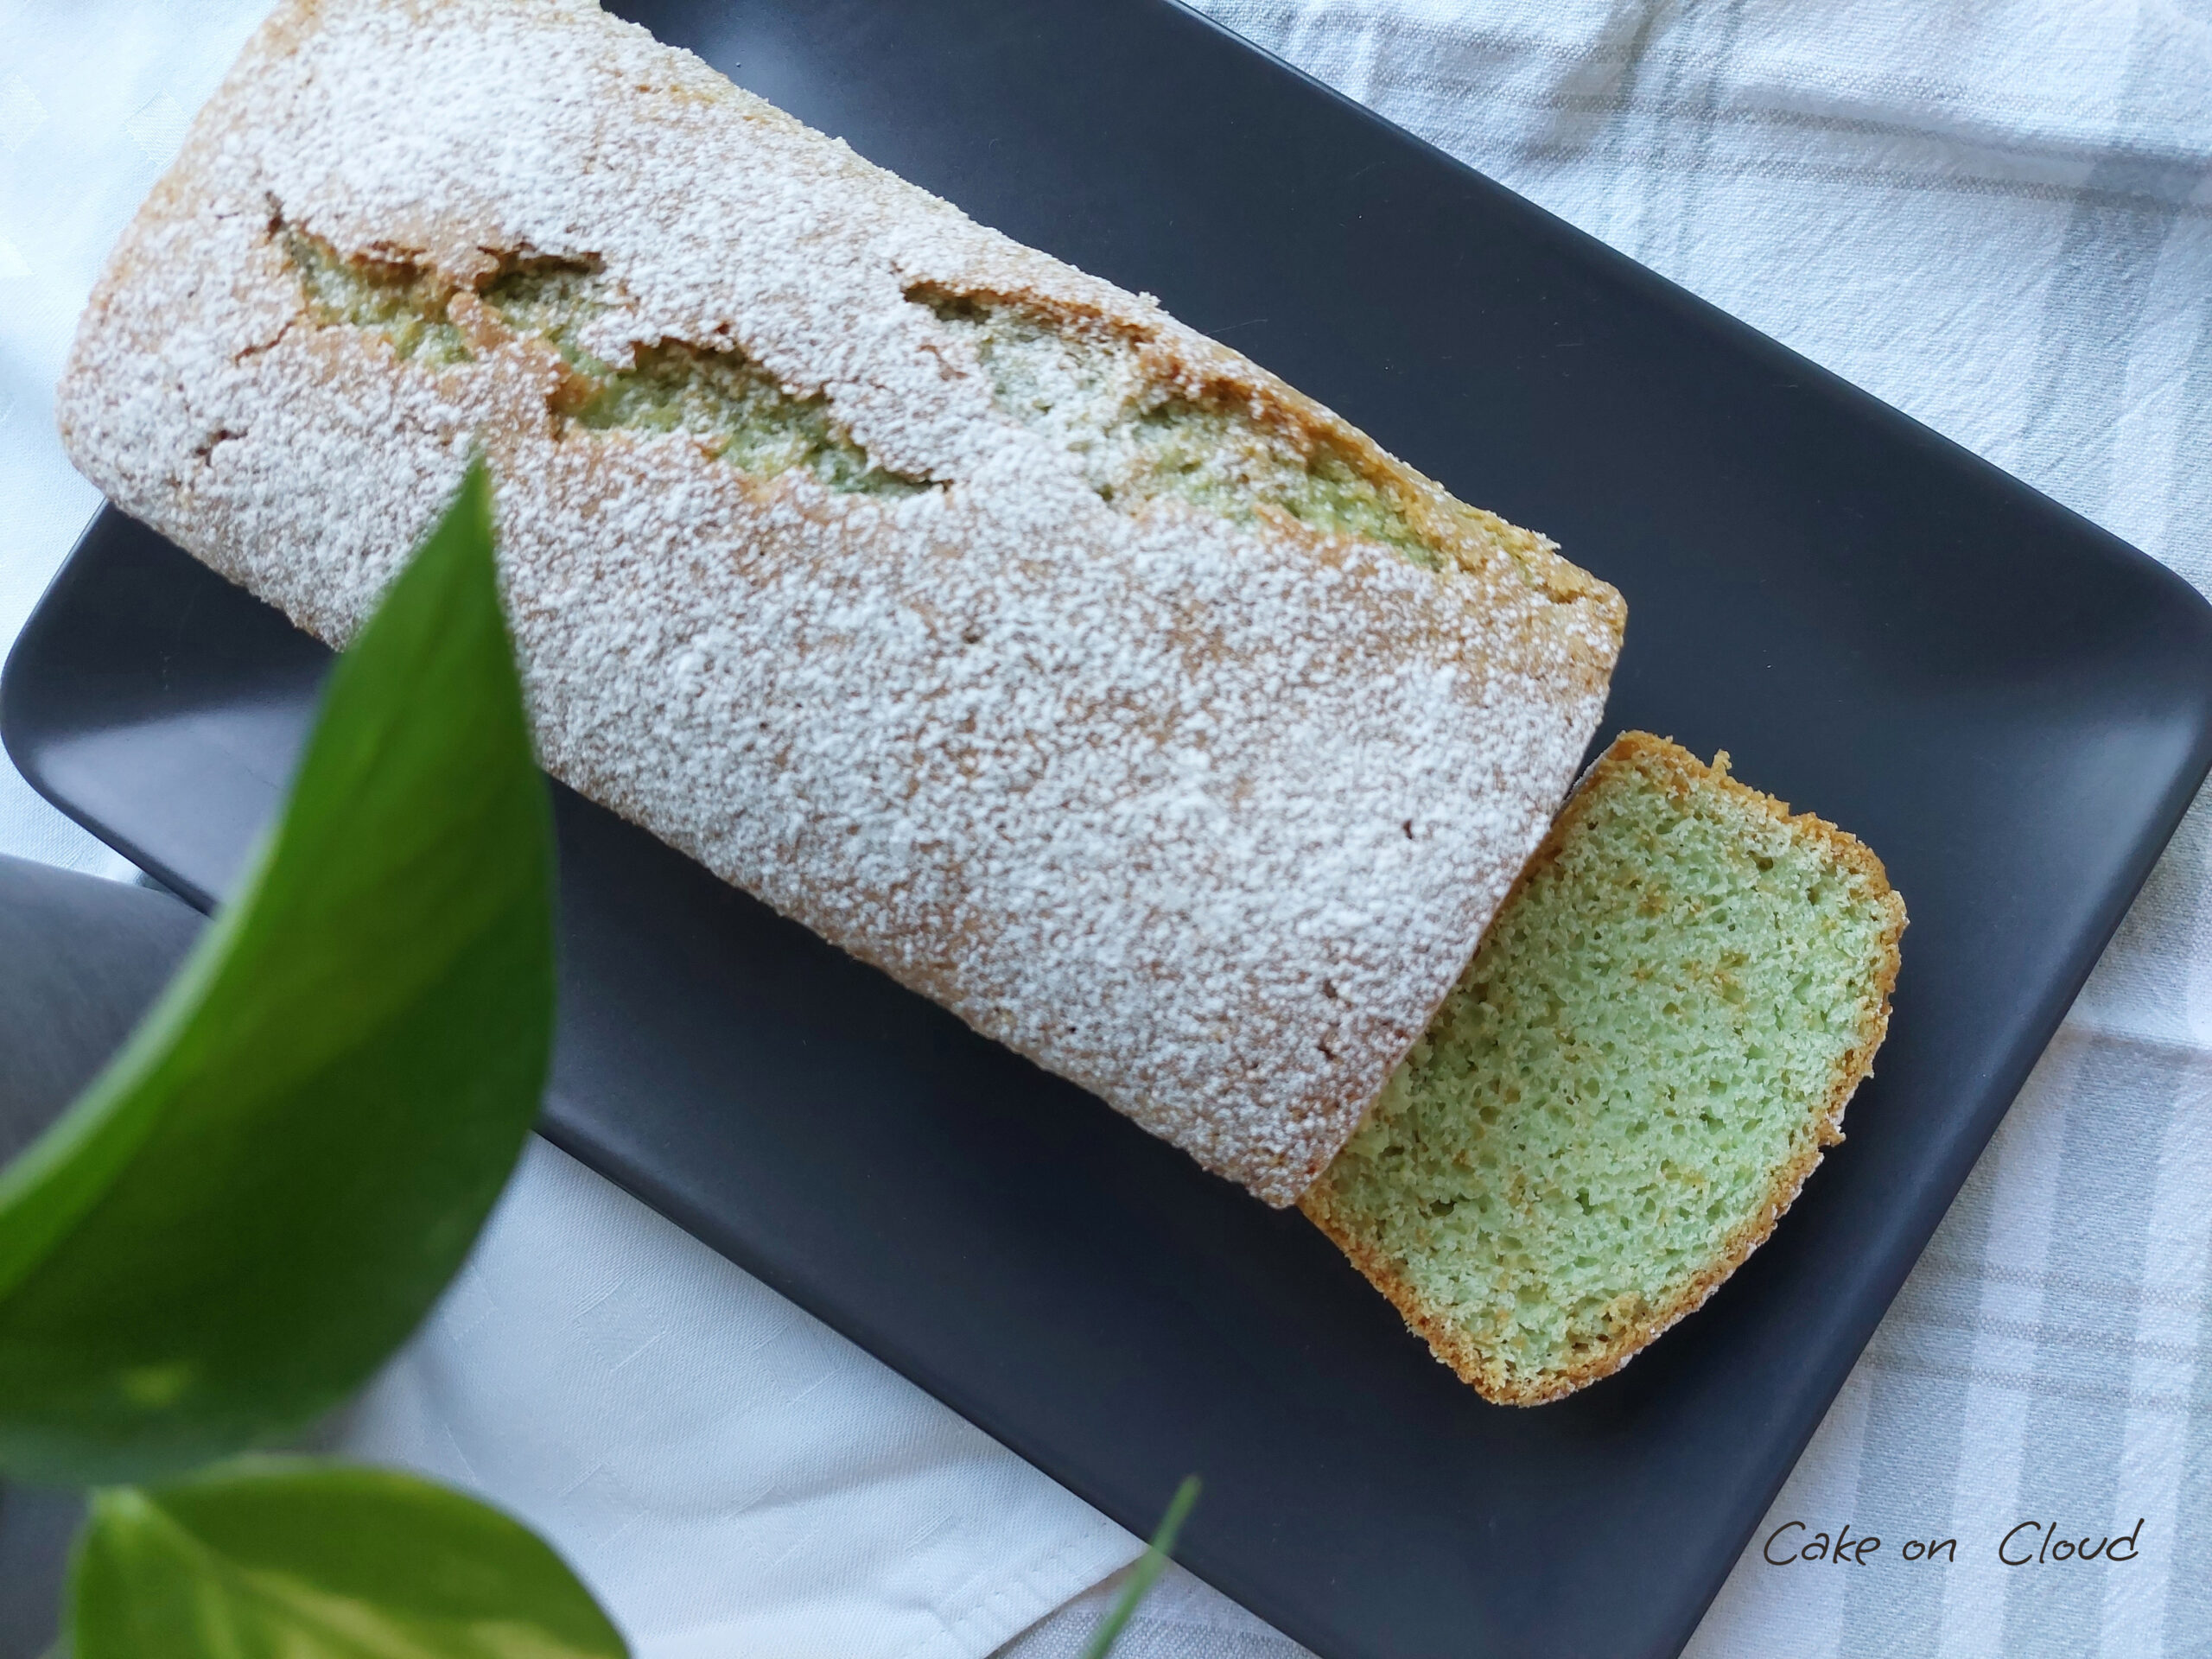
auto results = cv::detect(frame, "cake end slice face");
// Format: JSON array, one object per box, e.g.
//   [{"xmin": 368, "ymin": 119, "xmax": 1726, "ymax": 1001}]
[
  {"xmin": 1302, "ymin": 733, "xmax": 1905, "ymax": 1405},
  {"xmin": 53, "ymin": 0, "xmax": 1624, "ymax": 1209}
]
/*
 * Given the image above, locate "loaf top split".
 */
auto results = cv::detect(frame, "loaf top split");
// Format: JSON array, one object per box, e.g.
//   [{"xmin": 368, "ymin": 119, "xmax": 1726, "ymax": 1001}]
[{"xmin": 57, "ymin": 0, "xmax": 1624, "ymax": 1205}]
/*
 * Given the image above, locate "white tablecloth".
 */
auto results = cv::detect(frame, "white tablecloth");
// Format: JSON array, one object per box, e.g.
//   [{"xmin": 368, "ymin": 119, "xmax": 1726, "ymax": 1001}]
[{"xmin": 3, "ymin": 3, "xmax": 2207, "ymax": 1656}]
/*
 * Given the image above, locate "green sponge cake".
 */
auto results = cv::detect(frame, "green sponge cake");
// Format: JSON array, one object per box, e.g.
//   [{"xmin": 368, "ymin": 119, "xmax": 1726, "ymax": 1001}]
[{"xmin": 1304, "ymin": 733, "xmax": 1904, "ymax": 1404}]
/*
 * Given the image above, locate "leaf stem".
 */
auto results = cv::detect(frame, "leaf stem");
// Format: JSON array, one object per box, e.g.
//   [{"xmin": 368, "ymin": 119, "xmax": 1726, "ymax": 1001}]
[{"xmin": 1078, "ymin": 1475, "xmax": 1201, "ymax": 1659}]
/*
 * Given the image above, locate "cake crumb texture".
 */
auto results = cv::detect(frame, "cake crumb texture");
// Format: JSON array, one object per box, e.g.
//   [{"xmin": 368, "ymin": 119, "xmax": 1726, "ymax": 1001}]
[{"xmin": 1303, "ymin": 733, "xmax": 1904, "ymax": 1398}]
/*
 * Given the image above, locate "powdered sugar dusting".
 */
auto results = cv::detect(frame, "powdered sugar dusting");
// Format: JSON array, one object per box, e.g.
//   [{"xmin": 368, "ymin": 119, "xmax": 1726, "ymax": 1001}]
[{"xmin": 55, "ymin": 0, "xmax": 1622, "ymax": 1205}]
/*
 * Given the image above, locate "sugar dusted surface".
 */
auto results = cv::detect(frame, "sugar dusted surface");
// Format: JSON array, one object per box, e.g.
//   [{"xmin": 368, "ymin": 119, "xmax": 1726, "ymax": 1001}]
[{"xmin": 55, "ymin": 0, "xmax": 1622, "ymax": 1205}]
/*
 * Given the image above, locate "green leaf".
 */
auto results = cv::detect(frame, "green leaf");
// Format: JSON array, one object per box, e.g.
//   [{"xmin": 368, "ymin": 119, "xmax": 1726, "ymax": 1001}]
[
  {"xmin": 0, "ymin": 462, "xmax": 556, "ymax": 1483},
  {"xmin": 68, "ymin": 1457, "xmax": 626, "ymax": 1657},
  {"xmin": 1079, "ymin": 1475, "xmax": 1201, "ymax": 1659}
]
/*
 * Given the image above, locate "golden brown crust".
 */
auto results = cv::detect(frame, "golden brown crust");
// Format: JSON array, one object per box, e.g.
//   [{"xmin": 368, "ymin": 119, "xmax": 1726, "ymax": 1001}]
[{"xmin": 1302, "ymin": 731, "xmax": 1906, "ymax": 1405}]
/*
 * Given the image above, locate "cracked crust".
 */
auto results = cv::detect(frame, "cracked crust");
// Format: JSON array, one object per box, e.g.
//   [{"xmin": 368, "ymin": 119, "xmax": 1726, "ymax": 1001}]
[
  {"xmin": 1301, "ymin": 733, "xmax": 1906, "ymax": 1402},
  {"xmin": 54, "ymin": 0, "xmax": 1624, "ymax": 1205}
]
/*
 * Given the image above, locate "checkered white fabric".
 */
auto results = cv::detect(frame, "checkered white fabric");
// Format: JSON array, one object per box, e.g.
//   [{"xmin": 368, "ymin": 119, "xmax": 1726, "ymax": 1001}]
[{"xmin": 3, "ymin": 2, "xmax": 2206, "ymax": 1656}]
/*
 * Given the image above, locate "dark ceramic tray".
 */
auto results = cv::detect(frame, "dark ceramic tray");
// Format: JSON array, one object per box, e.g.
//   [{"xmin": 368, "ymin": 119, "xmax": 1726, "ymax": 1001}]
[{"xmin": 9, "ymin": 2, "xmax": 2212, "ymax": 1654}]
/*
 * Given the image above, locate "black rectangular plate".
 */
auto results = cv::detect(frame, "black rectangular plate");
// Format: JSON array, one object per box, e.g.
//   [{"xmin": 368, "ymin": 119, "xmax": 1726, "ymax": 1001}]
[{"xmin": 9, "ymin": 3, "xmax": 2212, "ymax": 1655}]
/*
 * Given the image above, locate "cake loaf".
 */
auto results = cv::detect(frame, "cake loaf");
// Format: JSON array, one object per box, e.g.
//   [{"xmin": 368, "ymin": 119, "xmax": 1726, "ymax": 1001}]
[
  {"xmin": 55, "ymin": 0, "xmax": 1624, "ymax": 1205},
  {"xmin": 1305, "ymin": 734, "xmax": 1904, "ymax": 1401}
]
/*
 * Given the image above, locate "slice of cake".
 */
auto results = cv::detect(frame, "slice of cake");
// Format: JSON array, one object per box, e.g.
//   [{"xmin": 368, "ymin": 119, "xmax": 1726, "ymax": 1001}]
[{"xmin": 1303, "ymin": 733, "xmax": 1904, "ymax": 1404}]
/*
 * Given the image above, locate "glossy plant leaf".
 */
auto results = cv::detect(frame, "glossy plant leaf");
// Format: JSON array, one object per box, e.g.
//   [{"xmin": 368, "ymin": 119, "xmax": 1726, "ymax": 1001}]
[
  {"xmin": 0, "ymin": 463, "xmax": 556, "ymax": 1483},
  {"xmin": 69, "ymin": 1458, "xmax": 625, "ymax": 1657}
]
